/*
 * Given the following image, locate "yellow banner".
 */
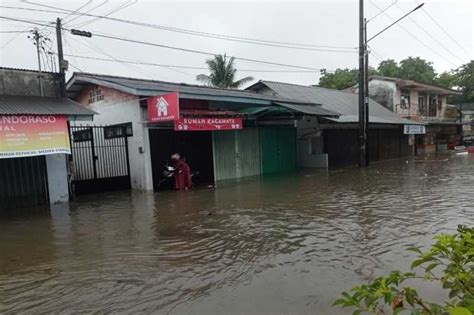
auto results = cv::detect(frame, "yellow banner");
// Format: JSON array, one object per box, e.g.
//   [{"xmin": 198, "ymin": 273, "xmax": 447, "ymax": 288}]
[{"xmin": 0, "ymin": 115, "xmax": 71, "ymax": 159}]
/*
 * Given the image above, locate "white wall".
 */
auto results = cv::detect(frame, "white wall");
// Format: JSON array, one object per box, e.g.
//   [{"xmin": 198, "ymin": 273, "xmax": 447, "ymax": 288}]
[
  {"xmin": 75, "ymin": 86, "xmax": 153, "ymax": 191},
  {"xmin": 46, "ymin": 154, "xmax": 69, "ymax": 203}
]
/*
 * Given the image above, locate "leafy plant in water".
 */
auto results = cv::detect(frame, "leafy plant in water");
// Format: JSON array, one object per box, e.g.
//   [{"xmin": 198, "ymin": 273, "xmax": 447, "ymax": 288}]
[{"xmin": 333, "ymin": 225, "xmax": 474, "ymax": 315}]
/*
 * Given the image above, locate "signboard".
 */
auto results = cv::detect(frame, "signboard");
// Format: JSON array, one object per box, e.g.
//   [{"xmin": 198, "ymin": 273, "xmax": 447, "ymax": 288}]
[
  {"xmin": 404, "ymin": 124, "xmax": 426, "ymax": 135},
  {"xmin": 147, "ymin": 92, "xmax": 179, "ymax": 122},
  {"xmin": 0, "ymin": 115, "xmax": 70, "ymax": 159},
  {"xmin": 174, "ymin": 117, "xmax": 243, "ymax": 131}
]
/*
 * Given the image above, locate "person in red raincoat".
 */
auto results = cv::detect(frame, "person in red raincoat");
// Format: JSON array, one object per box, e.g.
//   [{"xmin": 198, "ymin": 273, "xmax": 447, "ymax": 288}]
[{"xmin": 171, "ymin": 153, "xmax": 192, "ymax": 190}]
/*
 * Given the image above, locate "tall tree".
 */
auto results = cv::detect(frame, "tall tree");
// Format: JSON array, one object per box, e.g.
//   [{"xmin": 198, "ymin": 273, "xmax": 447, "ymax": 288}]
[
  {"xmin": 318, "ymin": 68, "xmax": 359, "ymax": 90},
  {"xmin": 435, "ymin": 71, "xmax": 458, "ymax": 89},
  {"xmin": 377, "ymin": 59, "xmax": 399, "ymax": 77},
  {"xmin": 196, "ymin": 54, "xmax": 253, "ymax": 88},
  {"xmin": 398, "ymin": 57, "xmax": 437, "ymax": 83},
  {"xmin": 455, "ymin": 60, "xmax": 474, "ymax": 103}
]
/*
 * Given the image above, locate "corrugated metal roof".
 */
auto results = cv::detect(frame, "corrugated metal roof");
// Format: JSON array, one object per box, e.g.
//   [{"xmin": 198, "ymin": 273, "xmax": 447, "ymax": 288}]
[
  {"xmin": 251, "ymin": 81, "xmax": 422, "ymax": 125},
  {"xmin": 0, "ymin": 95, "xmax": 96, "ymax": 116},
  {"xmin": 274, "ymin": 102, "xmax": 339, "ymax": 117},
  {"xmin": 67, "ymin": 72, "xmax": 324, "ymax": 106}
]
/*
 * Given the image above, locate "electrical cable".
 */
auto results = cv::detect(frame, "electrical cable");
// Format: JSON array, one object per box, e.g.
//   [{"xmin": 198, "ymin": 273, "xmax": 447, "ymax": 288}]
[
  {"xmin": 59, "ymin": 53, "xmax": 329, "ymax": 73},
  {"xmin": 0, "ymin": 16, "xmax": 336, "ymax": 71},
  {"xmin": 9, "ymin": 3, "xmax": 357, "ymax": 52},
  {"xmin": 66, "ymin": 1, "xmax": 108, "ymax": 25},
  {"xmin": 394, "ymin": 2, "xmax": 465, "ymax": 63},
  {"xmin": 368, "ymin": 0, "xmax": 459, "ymax": 67}
]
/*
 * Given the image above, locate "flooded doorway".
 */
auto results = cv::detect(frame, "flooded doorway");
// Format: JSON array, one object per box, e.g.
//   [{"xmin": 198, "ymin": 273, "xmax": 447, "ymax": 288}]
[{"xmin": 149, "ymin": 129, "xmax": 214, "ymax": 191}]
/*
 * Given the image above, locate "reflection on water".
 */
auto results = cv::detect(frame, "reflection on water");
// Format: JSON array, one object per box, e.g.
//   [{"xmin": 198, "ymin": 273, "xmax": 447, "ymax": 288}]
[{"xmin": 1, "ymin": 156, "xmax": 473, "ymax": 314}]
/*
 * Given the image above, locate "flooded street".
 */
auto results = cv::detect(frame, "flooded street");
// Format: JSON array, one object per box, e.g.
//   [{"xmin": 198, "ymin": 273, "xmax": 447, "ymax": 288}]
[{"xmin": 1, "ymin": 155, "xmax": 473, "ymax": 314}]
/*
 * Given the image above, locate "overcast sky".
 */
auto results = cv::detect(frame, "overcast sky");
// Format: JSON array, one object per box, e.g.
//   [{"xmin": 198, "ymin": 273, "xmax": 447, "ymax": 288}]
[{"xmin": 0, "ymin": 0, "xmax": 472, "ymax": 87}]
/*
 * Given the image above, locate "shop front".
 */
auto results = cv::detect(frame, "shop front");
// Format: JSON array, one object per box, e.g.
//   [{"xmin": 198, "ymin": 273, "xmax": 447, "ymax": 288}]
[
  {"xmin": 147, "ymin": 93, "xmax": 253, "ymax": 190},
  {"xmin": 146, "ymin": 92, "xmax": 304, "ymax": 190},
  {"xmin": 415, "ymin": 123, "xmax": 462, "ymax": 154}
]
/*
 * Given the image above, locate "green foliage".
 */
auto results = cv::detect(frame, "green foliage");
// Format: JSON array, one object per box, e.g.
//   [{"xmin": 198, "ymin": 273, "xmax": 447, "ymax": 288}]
[
  {"xmin": 318, "ymin": 68, "xmax": 359, "ymax": 90},
  {"xmin": 334, "ymin": 225, "xmax": 474, "ymax": 315},
  {"xmin": 378, "ymin": 59, "xmax": 400, "ymax": 78},
  {"xmin": 196, "ymin": 54, "xmax": 254, "ymax": 89},
  {"xmin": 398, "ymin": 57, "xmax": 437, "ymax": 83},
  {"xmin": 318, "ymin": 57, "xmax": 439, "ymax": 90},
  {"xmin": 454, "ymin": 61, "xmax": 474, "ymax": 104},
  {"xmin": 436, "ymin": 71, "xmax": 459, "ymax": 89}
]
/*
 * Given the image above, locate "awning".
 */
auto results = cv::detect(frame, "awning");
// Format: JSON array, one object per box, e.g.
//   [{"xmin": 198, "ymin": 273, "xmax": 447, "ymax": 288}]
[
  {"xmin": 235, "ymin": 106, "xmax": 286, "ymax": 117},
  {"xmin": 0, "ymin": 95, "xmax": 96, "ymax": 120},
  {"xmin": 273, "ymin": 102, "xmax": 339, "ymax": 117},
  {"xmin": 180, "ymin": 108, "xmax": 243, "ymax": 118}
]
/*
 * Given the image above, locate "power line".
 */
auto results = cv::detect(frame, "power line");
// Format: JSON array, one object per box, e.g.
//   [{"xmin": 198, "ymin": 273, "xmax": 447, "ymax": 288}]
[
  {"xmin": 367, "ymin": 0, "xmax": 398, "ymax": 22},
  {"xmin": 0, "ymin": 30, "xmax": 27, "ymax": 33},
  {"xmin": 68, "ymin": 33, "xmax": 193, "ymax": 77},
  {"xmin": 0, "ymin": 15, "xmax": 332, "ymax": 71},
  {"xmin": 65, "ymin": 1, "xmax": 107, "ymax": 25},
  {"xmin": 65, "ymin": 32, "xmax": 160, "ymax": 80},
  {"xmin": 2, "ymin": 4, "xmax": 357, "ymax": 52},
  {"xmin": 393, "ymin": 2, "xmax": 465, "ymax": 63},
  {"xmin": 368, "ymin": 0, "xmax": 459, "ymax": 67},
  {"xmin": 73, "ymin": 0, "xmax": 138, "ymax": 28},
  {"xmin": 62, "ymin": 0, "xmax": 92, "ymax": 24},
  {"xmin": 59, "ymin": 53, "xmax": 327, "ymax": 73},
  {"xmin": 417, "ymin": 3, "xmax": 471, "ymax": 56}
]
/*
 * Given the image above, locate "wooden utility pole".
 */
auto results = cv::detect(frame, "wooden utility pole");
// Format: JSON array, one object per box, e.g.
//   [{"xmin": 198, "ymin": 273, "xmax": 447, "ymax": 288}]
[
  {"xmin": 358, "ymin": 0, "xmax": 367, "ymax": 167},
  {"xmin": 364, "ymin": 18, "xmax": 369, "ymax": 166},
  {"xmin": 56, "ymin": 18, "xmax": 66, "ymax": 97},
  {"xmin": 32, "ymin": 29, "xmax": 44, "ymax": 96}
]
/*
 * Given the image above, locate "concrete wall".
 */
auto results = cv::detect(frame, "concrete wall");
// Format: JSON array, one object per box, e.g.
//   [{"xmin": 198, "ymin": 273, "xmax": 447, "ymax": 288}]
[
  {"xmin": 368, "ymin": 79, "xmax": 397, "ymax": 111},
  {"xmin": 46, "ymin": 154, "xmax": 69, "ymax": 203},
  {"xmin": 0, "ymin": 68, "xmax": 60, "ymax": 97},
  {"xmin": 296, "ymin": 116, "xmax": 327, "ymax": 168},
  {"xmin": 74, "ymin": 85, "xmax": 153, "ymax": 191}
]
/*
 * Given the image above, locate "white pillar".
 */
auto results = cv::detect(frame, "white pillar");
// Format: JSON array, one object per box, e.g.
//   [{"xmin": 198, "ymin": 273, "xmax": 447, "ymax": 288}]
[{"xmin": 45, "ymin": 154, "xmax": 69, "ymax": 203}]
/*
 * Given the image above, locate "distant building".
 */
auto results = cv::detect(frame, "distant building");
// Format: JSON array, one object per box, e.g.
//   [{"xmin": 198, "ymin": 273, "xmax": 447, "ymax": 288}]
[
  {"xmin": 246, "ymin": 80, "xmax": 423, "ymax": 167},
  {"xmin": 0, "ymin": 67, "xmax": 95, "ymax": 210},
  {"xmin": 348, "ymin": 75, "xmax": 463, "ymax": 154},
  {"xmin": 450, "ymin": 103, "xmax": 474, "ymax": 143}
]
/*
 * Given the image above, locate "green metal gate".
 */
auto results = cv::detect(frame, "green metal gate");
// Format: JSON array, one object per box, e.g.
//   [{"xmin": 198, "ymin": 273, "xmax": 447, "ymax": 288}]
[{"xmin": 260, "ymin": 127, "xmax": 296, "ymax": 174}]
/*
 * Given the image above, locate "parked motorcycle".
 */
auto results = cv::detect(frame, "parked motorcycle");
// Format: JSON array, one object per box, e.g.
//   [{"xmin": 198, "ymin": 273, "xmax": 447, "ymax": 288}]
[{"xmin": 157, "ymin": 163, "xmax": 200, "ymax": 190}]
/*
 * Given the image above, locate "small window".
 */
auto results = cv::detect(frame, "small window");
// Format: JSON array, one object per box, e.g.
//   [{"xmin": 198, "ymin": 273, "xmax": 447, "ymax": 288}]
[
  {"xmin": 73, "ymin": 129, "xmax": 92, "ymax": 142},
  {"xmin": 104, "ymin": 122, "xmax": 133, "ymax": 139},
  {"xmin": 400, "ymin": 90, "xmax": 411, "ymax": 108},
  {"xmin": 88, "ymin": 86, "xmax": 104, "ymax": 104}
]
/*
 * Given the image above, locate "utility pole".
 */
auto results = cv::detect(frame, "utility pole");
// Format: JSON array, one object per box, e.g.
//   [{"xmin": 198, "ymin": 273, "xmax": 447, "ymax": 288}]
[
  {"xmin": 364, "ymin": 18, "xmax": 369, "ymax": 166},
  {"xmin": 56, "ymin": 18, "xmax": 66, "ymax": 97},
  {"xmin": 29, "ymin": 29, "xmax": 44, "ymax": 96},
  {"xmin": 359, "ymin": 2, "xmax": 424, "ymax": 167},
  {"xmin": 358, "ymin": 0, "xmax": 367, "ymax": 167}
]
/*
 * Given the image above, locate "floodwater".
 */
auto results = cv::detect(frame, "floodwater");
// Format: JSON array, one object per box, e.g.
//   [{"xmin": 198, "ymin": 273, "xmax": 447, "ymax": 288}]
[{"xmin": 1, "ymin": 155, "xmax": 473, "ymax": 314}]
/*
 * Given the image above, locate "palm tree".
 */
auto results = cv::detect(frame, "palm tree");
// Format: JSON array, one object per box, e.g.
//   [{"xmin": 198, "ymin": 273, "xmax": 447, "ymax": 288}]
[{"xmin": 196, "ymin": 54, "xmax": 254, "ymax": 89}]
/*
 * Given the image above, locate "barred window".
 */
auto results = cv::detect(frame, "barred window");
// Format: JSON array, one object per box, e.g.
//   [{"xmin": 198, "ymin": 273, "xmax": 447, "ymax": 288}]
[
  {"xmin": 88, "ymin": 86, "xmax": 104, "ymax": 104},
  {"xmin": 104, "ymin": 123, "xmax": 133, "ymax": 139}
]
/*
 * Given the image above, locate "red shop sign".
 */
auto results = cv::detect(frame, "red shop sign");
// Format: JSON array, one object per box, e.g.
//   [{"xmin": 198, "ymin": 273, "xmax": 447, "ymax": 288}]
[
  {"xmin": 147, "ymin": 92, "xmax": 179, "ymax": 122},
  {"xmin": 174, "ymin": 117, "xmax": 243, "ymax": 131}
]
